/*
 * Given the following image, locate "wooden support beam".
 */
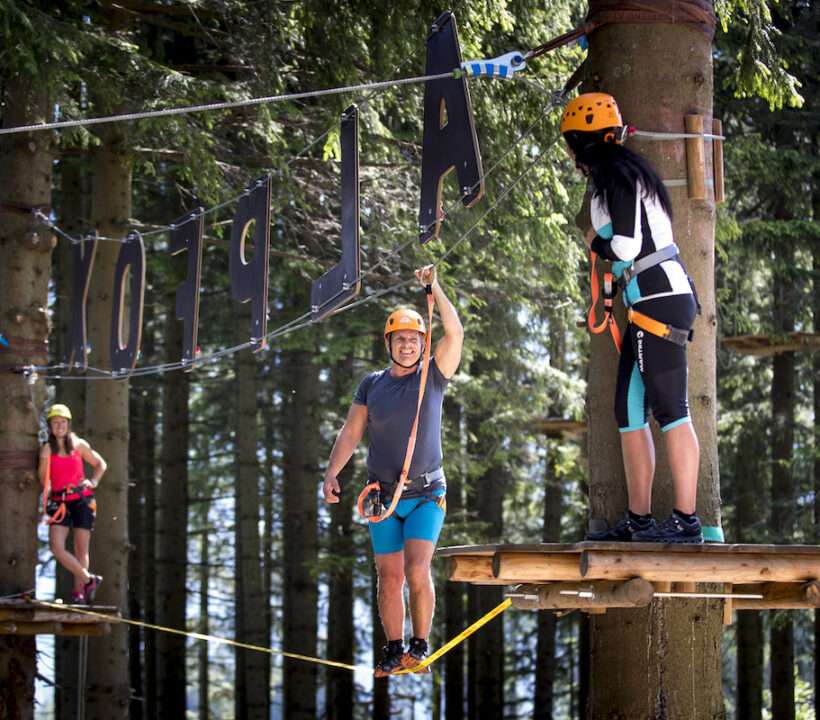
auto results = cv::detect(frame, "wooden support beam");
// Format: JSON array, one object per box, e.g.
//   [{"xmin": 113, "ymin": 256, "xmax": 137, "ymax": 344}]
[
  {"xmin": 722, "ymin": 332, "xmax": 820, "ymax": 357},
  {"xmin": 509, "ymin": 579, "xmax": 655, "ymax": 611},
  {"xmin": 446, "ymin": 555, "xmax": 501, "ymax": 583},
  {"xmin": 0, "ymin": 621, "xmax": 110, "ymax": 636},
  {"xmin": 674, "ymin": 582, "xmax": 697, "ymax": 593},
  {"xmin": 712, "ymin": 118, "xmax": 724, "ymax": 204},
  {"xmin": 581, "ymin": 550, "xmax": 820, "ymax": 583},
  {"xmin": 493, "ymin": 552, "xmax": 584, "ymax": 582},
  {"xmin": 732, "ymin": 581, "xmax": 820, "ymax": 610}
]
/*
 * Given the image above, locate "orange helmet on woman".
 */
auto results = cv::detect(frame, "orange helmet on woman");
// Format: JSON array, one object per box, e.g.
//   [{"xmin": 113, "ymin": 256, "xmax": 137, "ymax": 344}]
[{"xmin": 560, "ymin": 92, "xmax": 625, "ymax": 144}]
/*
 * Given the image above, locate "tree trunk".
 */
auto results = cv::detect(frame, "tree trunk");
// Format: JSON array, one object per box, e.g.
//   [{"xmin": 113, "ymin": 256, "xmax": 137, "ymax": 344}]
[
  {"xmin": 371, "ymin": 559, "xmax": 390, "ymax": 718},
  {"xmin": 534, "ymin": 440, "xmax": 563, "ymax": 720},
  {"xmin": 814, "ymin": 249, "xmax": 820, "ymax": 720},
  {"xmin": 199, "ymin": 530, "xmax": 210, "ymax": 720},
  {"xmin": 156, "ymin": 303, "xmax": 189, "ymax": 717},
  {"xmin": 143, "ymin": 386, "xmax": 158, "ymax": 720},
  {"xmin": 84, "ymin": 122, "xmax": 132, "ymax": 718},
  {"xmin": 735, "ymin": 427, "xmax": 763, "ymax": 720},
  {"xmin": 770, "ymin": 239, "xmax": 795, "ymax": 720},
  {"xmin": 54, "ymin": 152, "xmax": 87, "ymax": 720},
  {"xmin": 282, "ymin": 341, "xmax": 320, "ymax": 718},
  {"xmin": 326, "ymin": 355, "xmax": 356, "ymax": 720},
  {"xmin": 0, "ymin": 76, "xmax": 53, "ymax": 720},
  {"xmin": 466, "ymin": 406, "xmax": 506, "ymax": 719},
  {"xmin": 235, "ymin": 327, "xmax": 269, "ymax": 720},
  {"xmin": 444, "ymin": 397, "xmax": 465, "ymax": 720},
  {"xmin": 584, "ymin": 18, "xmax": 723, "ymax": 718}
]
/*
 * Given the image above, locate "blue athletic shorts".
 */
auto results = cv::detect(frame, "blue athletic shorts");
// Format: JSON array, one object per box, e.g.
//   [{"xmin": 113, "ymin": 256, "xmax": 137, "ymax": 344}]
[{"xmin": 368, "ymin": 492, "xmax": 446, "ymax": 555}]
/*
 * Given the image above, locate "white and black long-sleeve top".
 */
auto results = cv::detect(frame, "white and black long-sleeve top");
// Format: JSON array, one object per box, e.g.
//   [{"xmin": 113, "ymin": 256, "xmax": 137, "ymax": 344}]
[{"xmin": 589, "ymin": 180, "xmax": 693, "ymax": 307}]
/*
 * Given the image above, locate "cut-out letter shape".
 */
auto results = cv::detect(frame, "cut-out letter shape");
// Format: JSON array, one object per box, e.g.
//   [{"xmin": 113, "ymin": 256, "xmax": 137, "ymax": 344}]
[
  {"xmin": 418, "ymin": 10, "xmax": 484, "ymax": 244},
  {"xmin": 64, "ymin": 232, "xmax": 98, "ymax": 370},
  {"xmin": 229, "ymin": 176, "xmax": 272, "ymax": 349},
  {"xmin": 109, "ymin": 231, "xmax": 146, "ymax": 373},
  {"xmin": 169, "ymin": 209, "xmax": 204, "ymax": 369},
  {"xmin": 310, "ymin": 105, "xmax": 361, "ymax": 321}
]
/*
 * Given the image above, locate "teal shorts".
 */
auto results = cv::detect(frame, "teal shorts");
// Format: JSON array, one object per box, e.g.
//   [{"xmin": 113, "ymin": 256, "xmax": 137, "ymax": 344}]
[{"xmin": 369, "ymin": 492, "xmax": 446, "ymax": 555}]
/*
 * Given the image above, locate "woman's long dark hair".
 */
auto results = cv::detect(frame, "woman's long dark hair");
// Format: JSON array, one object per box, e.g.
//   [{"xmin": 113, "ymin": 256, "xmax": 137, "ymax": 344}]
[
  {"xmin": 564, "ymin": 130, "xmax": 673, "ymax": 220},
  {"xmin": 48, "ymin": 426, "xmax": 74, "ymax": 456}
]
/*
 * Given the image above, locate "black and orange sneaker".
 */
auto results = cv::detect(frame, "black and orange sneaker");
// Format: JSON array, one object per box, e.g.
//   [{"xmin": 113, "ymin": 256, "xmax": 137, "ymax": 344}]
[
  {"xmin": 586, "ymin": 512, "xmax": 656, "ymax": 542},
  {"xmin": 401, "ymin": 637, "xmax": 431, "ymax": 674},
  {"xmin": 374, "ymin": 640, "xmax": 405, "ymax": 678},
  {"xmin": 632, "ymin": 511, "xmax": 703, "ymax": 544}
]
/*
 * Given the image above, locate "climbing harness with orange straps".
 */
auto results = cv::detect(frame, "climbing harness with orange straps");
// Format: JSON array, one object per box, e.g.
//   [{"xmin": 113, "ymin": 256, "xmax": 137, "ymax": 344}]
[
  {"xmin": 587, "ymin": 243, "xmax": 693, "ymax": 352},
  {"xmin": 357, "ymin": 286, "xmax": 436, "ymax": 524}
]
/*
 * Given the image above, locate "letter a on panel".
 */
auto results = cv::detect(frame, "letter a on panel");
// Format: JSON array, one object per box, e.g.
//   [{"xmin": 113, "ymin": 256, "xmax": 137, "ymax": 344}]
[
  {"xmin": 64, "ymin": 232, "xmax": 98, "ymax": 370},
  {"xmin": 418, "ymin": 10, "xmax": 484, "ymax": 244},
  {"xmin": 109, "ymin": 231, "xmax": 146, "ymax": 374},
  {"xmin": 229, "ymin": 176, "xmax": 272, "ymax": 349},
  {"xmin": 169, "ymin": 209, "xmax": 204, "ymax": 369},
  {"xmin": 310, "ymin": 105, "xmax": 361, "ymax": 321}
]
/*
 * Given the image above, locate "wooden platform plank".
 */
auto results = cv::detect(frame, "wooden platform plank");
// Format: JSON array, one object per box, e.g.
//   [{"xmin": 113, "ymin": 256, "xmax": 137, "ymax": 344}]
[
  {"xmin": 722, "ymin": 332, "xmax": 820, "ymax": 357},
  {"xmin": 438, "ymin": 542, "xmax": 820, "ymax": 557}
]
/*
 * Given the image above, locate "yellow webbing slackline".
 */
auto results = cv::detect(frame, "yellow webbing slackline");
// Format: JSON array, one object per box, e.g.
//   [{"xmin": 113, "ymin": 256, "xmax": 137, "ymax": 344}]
[{"xmin": 32, "ymin": 596, "xmax": 512, "ymax": 676}]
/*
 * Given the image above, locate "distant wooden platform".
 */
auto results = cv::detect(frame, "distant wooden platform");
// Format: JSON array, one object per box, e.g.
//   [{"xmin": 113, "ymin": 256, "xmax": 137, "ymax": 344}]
[
  {"xmin": 438, "ymin": 543, "xmax": 820, "ymax": 618},
  {"xmin": 0, "ymin": 599, "xmax": 119, "ymax": 636},
  {"xmin": 723, "ymin": 332, "xmax": 820, "ymax": 356},
  {"xmin": 534, "ymin": 418, "xmax": 587, "ymax": 438}
]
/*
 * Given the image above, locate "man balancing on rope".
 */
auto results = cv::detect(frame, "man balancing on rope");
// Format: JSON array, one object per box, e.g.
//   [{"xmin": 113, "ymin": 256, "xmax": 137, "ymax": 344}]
[{"xmin": 323, "ymin": 264, "xmax": 463, "ymax": 677}]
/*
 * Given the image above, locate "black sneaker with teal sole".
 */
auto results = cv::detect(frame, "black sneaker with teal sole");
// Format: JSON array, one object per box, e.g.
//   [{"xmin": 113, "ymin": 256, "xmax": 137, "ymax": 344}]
[
  {"xmin": 585, "ymin": 513, "xmax": 657, "ymax": 542},
  {"xmin": 632, "ymin": 512, "xmax": 704, "ymax": 544}
]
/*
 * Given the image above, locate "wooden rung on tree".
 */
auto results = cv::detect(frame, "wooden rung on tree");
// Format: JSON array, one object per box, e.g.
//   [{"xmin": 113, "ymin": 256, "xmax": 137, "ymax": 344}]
[{"xmin": 722, "ymin": 332, "xmax": 820, "ymax": 357}]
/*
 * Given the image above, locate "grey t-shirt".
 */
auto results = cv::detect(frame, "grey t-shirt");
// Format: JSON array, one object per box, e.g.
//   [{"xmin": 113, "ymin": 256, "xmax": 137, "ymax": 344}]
[{"xmin": 353, "ymin": 358, "xmax": 449, "ymax": 497}]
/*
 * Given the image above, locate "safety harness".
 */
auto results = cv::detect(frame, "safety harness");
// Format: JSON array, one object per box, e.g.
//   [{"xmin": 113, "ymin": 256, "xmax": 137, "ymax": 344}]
[
  {"xmin": 41, "ymin": 452, "xmax": 94, "ymax": 526},
  {"xmin": 587, "ymin": 242, "xmax": 692, "ymax": 351},
  {"xmin": 357, "ymin": 286, "xmax": 437, "ymax": 524}
]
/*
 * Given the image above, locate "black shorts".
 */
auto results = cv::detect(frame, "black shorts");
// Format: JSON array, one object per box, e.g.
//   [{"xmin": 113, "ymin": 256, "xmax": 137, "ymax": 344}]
[
  {"xmin": 51, "ymin": 495, "xmax": 96, "ymax": 531},
  {"xmin": 615, "ymin": 294, "xmax": 698, "ymax": 432}
]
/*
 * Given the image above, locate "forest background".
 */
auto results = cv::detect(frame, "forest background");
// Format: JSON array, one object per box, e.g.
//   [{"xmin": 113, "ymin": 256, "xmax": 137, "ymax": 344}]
[{"xmin": 0, "ymin": 0, "xmax": 818, "ymax": 718}]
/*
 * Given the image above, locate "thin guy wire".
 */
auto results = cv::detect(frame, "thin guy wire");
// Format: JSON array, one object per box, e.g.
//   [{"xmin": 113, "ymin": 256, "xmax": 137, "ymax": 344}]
[{"xmin": 0, "ymin": 71, "xmax": 457, "ymax": 136}]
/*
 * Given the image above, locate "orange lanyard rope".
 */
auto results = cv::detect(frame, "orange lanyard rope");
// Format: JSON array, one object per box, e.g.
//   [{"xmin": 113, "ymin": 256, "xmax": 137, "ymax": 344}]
[
  {"xmin": 357, "ymin": 289, "xmax": 435, "ymax": 523},
  {"xmin": 587, "ymin": 250, "xmax": 622, "ymax": 354}
]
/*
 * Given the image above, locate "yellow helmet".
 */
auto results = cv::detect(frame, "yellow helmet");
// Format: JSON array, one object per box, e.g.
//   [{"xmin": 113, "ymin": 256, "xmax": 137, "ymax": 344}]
[
  {"xmin": 560, "ymin": 92, "xmax": 624, "ymax": 142},
  {"xmin": 47, "ymin": 404, "xmax": 72, "ymax": 421},
  {"xmin": 384, "ymin": 308, "xmax": 426, "ymax": 338}
]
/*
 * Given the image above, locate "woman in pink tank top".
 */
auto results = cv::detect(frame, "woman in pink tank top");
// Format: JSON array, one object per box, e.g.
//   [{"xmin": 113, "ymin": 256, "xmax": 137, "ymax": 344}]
[{"xmin": 38, "ymin": 404, "xmax": 108, "ymax": 604}]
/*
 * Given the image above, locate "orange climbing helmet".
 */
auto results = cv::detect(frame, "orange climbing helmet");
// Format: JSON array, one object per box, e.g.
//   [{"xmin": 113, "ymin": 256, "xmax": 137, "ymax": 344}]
[
  {"xmin": 384, "ymin": 308, "xmax": 426, "ymax": 338},
  {"xmin": 560, "ymin": 92, "xmax": 625, "ymax": 144}
]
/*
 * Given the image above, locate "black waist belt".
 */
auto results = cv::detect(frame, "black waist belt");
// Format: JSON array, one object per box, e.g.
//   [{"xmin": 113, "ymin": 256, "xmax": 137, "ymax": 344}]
[{"xmin": 379, "ymin": 467, "xmax": 446, "ymax": 499}]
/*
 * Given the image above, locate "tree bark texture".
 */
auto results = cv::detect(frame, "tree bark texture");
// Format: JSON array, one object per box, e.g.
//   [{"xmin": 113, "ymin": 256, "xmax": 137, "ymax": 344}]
[
  {"xmin": 534, "ymin": 440, "xmax": 563, "ymax": 720},
  {"xmin": 235, "ymin": 332, "xmax": 269, "ymax": 720},
  {"xmin": 281, "ymin": 343, "xmax": 320, "ymax": 717},
  {"xmin": 156, "ymin": 306, "xmax": 189, "ymax": 717},
  {"xmin": 444, "ymin": 397, "xmax": 465, "ymax": 720},
  {"xmin": 84, "ymin": 122, "xmax": 132, "ymax": 719},
  {"xmin": 326, "ymin": 355, "xmax": 357, "ymax": 720},
  {"xmin": 0, "ymin": 75, "xmax": 53, "ymax": 720},
  {"xmin": 466, "ymin": 406, "xmax": 506, "ymax": 719},
  {"xmin": 734, "ymin": 426, "xmax": 763, "ymax": 719},
  {"xmin": 54, "ymin": 153, "xmax": 86, "ymax": 720},
  {"xmin": 199, "ymin": 530, "xmax": 210, "ymax": 720},
  {"xmin": 583, "ymin": 20, "xmax": 723, "ymax": 719},
  {"xmin": 770, "ymin": 240, "xmax": 796, "ymax": 720}
]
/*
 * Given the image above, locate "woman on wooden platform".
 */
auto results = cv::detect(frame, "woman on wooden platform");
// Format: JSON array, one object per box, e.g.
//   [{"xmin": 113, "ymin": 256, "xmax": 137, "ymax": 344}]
[
  {"xmin": 561, "ymin": 93, "xmax": 703, "ymax": 544},
  {"xmin": 38, "ymin": 404, "xmax": 106, "ymax": 603}
]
